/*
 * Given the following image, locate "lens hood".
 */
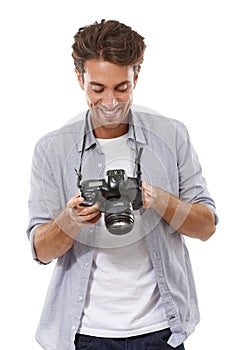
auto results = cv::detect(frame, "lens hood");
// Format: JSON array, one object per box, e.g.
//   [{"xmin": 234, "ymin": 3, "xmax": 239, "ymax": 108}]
[{"xmin": 105, "ymin": 211, "xmax": 135, "ymax": 235}]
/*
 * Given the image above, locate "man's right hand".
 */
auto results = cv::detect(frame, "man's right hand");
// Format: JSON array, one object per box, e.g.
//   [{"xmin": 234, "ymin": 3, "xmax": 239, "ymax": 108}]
[
  {"xmin": 66, "ymin": 193, "xmax": 102, "ymax": 227},
  {"xmin": 33, "ymin": 193, "xmax": 101, "ymax": 264}
]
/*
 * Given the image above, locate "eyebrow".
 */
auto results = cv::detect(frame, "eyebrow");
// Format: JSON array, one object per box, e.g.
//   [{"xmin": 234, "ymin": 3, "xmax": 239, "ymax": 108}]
[{"xmin": 89, "ymin": 80, "xmax": 131, "ymax": 88}]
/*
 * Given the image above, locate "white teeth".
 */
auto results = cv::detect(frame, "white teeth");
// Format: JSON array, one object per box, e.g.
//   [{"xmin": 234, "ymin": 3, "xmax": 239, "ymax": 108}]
[{"xmin": 103, "ymin": 109, "xmax": 117, "ymax": 115}]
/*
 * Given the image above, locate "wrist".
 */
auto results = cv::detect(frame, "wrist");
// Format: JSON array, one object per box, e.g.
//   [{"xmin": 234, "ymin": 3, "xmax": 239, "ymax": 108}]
[
  {"xmin": 151, "ymin": 187, "xmax": 170, "ymax": 214},
  {"xmin": 54, "ymin": 207, "xmax": 83, "ymax": 239}
]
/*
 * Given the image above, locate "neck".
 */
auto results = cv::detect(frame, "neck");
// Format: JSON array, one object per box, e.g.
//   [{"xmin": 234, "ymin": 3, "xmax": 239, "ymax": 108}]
[
  {"xmin": 88, "ymin": 108, "xmax": 131, "ymax": 139},
  {"xmin": 94, "ymin": 124, "xmax": 129, "ymax": 139},
  {"xmin": 91, "ymin": 118, "xmax": 129, "ymax": 139}
]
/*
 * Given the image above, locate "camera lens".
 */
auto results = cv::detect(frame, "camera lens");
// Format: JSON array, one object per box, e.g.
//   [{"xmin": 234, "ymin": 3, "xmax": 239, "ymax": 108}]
[{"xmin": 104, "ymin": 198, "xmax": 135, "ymax": 235}]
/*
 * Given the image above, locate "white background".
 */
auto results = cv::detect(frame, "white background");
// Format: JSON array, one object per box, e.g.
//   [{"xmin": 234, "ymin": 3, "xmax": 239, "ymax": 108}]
[{"xmin": 1, "ymin": 0, "xmax": 238, "ymax": 348}]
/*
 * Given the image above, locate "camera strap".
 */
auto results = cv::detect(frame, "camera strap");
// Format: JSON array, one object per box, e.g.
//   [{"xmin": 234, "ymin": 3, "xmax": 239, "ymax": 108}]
[
  {"xmin": 75, "ymin": 110, "xmax": 143, "ymax": 188},
  {"xmin": 132, "ymin": 120, "xmax": 143, "ymax": 181},
  {"xmin": 74, "ymin": 110, "xmax": 90, "ymax": 191}
]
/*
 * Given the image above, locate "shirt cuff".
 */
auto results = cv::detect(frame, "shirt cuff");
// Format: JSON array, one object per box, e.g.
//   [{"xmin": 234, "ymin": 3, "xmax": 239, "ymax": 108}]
[{"xmin": 29, "ymin": 225, "xmax": 51, "ymax": 265}]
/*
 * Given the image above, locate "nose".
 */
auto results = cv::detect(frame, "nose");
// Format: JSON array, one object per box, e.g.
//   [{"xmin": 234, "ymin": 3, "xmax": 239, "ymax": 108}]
[{"xmin": 101, "ymin": 90, "xmax": 118, "ymax": 109}]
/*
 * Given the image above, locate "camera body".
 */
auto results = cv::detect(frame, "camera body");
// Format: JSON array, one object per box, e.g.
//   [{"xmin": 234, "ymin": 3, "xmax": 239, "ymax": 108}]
[{"xmin": 79, "ymin": 169, "xmax": 143, "ymax": 234}]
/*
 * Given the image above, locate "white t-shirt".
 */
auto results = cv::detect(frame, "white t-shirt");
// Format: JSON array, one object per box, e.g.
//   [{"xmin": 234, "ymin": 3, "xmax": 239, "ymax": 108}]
[{"xmin": 79, "ymin": 135, "xmax": 168, "ymax": 337}]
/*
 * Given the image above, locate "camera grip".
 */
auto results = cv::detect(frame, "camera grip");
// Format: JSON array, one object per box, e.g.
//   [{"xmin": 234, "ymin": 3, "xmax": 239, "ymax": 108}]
[{"xmin": 80, "ymin": 199, "xmax": 95, "ymax": 207}]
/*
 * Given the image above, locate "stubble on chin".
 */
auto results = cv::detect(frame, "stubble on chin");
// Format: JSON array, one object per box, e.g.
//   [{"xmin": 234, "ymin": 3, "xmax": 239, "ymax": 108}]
[
  {"xmin": 101, "ymin": 122, "xmax": 123, "ymax": 130},
  {"xmin": 91, "ymin": 112, "xmax": 129, "ymax": 130}
]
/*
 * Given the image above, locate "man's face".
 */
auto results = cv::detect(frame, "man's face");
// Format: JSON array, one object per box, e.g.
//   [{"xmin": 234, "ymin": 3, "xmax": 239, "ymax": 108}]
[{"xmin": 76, "ymin": 60, "xmax": 139, "ymax": 137}]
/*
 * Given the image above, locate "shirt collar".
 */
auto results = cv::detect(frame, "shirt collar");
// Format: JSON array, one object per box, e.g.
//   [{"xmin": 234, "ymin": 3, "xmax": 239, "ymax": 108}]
[
  {"xmin": 76, "ymin": 110, "xmax": 96, "ymax": 152},
  {"xmin": 128, "ymin": 110, "xmax": 147, "ymax": 145},
  {"xmin": 77, "ymin": 109, "xmax": 147, "ymax": 153}
]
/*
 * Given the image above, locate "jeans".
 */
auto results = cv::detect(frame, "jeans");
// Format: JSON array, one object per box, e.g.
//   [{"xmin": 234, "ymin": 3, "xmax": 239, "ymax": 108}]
[{"xmin": 74, "ymin": 328, "xmax": 185, "ymax": 350}]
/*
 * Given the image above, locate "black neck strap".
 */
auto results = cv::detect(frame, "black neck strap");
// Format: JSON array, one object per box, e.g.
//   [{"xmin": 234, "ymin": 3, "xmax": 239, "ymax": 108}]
[{"xmin": 75, "ymin": 110, "xmax": 143, "ymax": 187}]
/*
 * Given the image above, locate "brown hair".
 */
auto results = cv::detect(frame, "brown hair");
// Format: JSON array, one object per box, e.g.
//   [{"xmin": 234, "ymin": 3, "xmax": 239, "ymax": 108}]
[{"xmin": 72, "ymin": 19, "xmax": 146, "ymax": 76}]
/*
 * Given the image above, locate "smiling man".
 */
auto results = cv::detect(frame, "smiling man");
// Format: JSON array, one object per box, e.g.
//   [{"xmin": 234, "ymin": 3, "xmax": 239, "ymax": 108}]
[
  {"xmin": 27, "ymin": 19, "xmax": 218, "ymax": 350},
  {"xmin": 76, "ymin": 60, "xmax": 138, "ymax": 138},
  {"xmin": 76, "ymin": 59, "xmax": 138, "ymax": 138}
]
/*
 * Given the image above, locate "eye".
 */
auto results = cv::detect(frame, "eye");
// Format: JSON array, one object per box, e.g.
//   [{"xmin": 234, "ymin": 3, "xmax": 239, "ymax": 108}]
[
  {"xmin": 92, "ymin": 87, "xmax": 104, "ymax": 94},
  {"xmin": 116, "ymin": 83, "xmax": 129, "ymax": 92},
  {"xmin": 90, "ymin": 84, "xmax": 104, "ymax": 93}
]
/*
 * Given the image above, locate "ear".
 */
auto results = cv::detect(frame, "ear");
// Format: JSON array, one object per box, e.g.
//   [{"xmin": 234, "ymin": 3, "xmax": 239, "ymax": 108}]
[
  {"xmin": 75, "ymin": 68, "xmax": 84, "ymax": 90},
  {"xmin": 133, "ymin": 66, "xmax": 141, "ymax": 88}
]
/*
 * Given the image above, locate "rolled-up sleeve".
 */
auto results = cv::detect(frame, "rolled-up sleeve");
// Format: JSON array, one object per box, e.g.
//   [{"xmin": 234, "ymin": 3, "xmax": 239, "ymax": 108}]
[
  {"xmin": 176, "ymin": 122, "xmax": 218, "ymax": 224},
  {"xmin": 26, "ymin": 137, "xmax": 62, "ymax": 261}
]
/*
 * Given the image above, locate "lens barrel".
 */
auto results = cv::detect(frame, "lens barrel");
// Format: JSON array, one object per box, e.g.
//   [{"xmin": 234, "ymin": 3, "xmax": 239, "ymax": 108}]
[
  {"xmin": 105, "ymin": 212, "xmax": 135, "ymax": 235},
  {"xmin": 104, "ymin": 199, "xmax": 135, "ymax": 235}
]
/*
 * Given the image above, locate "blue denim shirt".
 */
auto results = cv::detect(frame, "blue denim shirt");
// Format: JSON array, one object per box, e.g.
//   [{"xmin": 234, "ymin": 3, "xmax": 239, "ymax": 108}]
[{"xmin": 27, "ymin": 107, "xmax": 217, "ymax": 349}]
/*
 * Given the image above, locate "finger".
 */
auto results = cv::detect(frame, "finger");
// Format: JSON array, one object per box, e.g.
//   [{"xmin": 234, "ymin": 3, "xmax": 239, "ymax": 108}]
[
  {"xmin": 142, "ymin": 196, "xmax": 149, "ymax": 208},
  {"xmin": 84, "ymin": 210, "xmax": 101, "ymax": 222},
  {"xmin": 67, "ymin": 196, "xmax": 84, "ymax": 209},
  {"xmin": 88, "ymin": 211, "xmax": 102, "ymax": 224},
  {"xmin": 142, "ymin": 181, "xmax": 152, "ymax": 193},
  {"xmin": 70, "ymin": 201, "xmax": 100, "ymax": 216},
  {"xmin": 75, "ymin": 202, "xmax": 100, "ymax": 215},
  {"xmin": 74, "ymin": 209, "xmax": 101, "ymax": 224}
]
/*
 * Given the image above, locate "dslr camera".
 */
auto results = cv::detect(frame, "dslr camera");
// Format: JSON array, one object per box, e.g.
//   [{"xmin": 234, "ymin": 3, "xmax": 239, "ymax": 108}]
[{"xmin": 76, "ymin": 148, "xmax": 144, "ymax": 235}]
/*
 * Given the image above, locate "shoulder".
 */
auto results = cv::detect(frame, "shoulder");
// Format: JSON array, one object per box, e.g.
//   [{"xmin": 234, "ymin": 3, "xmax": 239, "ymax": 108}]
[
  {"xmin": 35, "ymin": 111, "xmax": 86, "ymax": 149},
  {"xmin": 131, "ymin": 105, "xmax": 189, "ymax": 139}
]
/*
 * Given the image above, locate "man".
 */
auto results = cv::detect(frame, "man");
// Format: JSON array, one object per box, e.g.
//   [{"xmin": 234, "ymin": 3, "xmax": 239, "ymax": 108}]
[{"xmin": 27, "ymin": 19, "xmax": 218, "ymax": 350}]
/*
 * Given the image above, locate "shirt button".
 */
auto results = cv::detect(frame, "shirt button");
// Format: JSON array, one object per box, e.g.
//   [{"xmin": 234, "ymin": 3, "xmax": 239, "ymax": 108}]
[
  {"xmin": 85, "ymin": 262, "xmax": 89, "ymax": 267},
  {"xmin": 98, "ymin": 162, "xmax": 103, "ymax": 168},
  {"xmin": 72, "ymin": 325, "xmax": 76, "ymax": 331},
  {"xmin": 79, "ymin": 296, "xmax": 83, "ymax": 301}
]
